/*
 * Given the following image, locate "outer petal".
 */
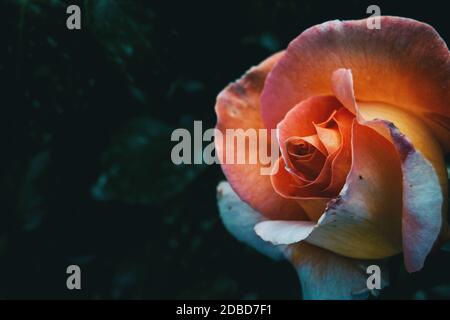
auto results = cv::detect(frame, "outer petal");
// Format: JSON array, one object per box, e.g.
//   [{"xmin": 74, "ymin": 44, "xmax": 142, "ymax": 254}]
[
  {"xmin": 305, "ymin": 122, "xmax": 404, "ymax": 258},
  {"xmin": 332, "ymin": 68, "xmax": 447, "ymax": 272},
  {"xmin": 387, "ymin": 125, "xmax": 443, "ymax": 272},
  {"xmin": 322, "ymin": 107, "xmax": 353, "ymax": 195},
  {"xmin": 285, "ymin": 242, "xmax": 389, "ymax": 300},
  {"xmin": 217, "ymin": 180, "xmax": 389, "ymax": 300},
  {"xmin": 254, "ymin": 220, "xmax": 316, "ymax": 245},
  {"xmin": 357, "ymin": 102, "xmax": 448, "ymax": 202},
  {"xmin": 217, "ymin": 181, "xmax": 284, "ymax": 260},
  {"xmin": 261, "ymin": 16, "xmax": 450, "ymax": 152},
  {"xmin": 362, "ymin": 113, "xmax": 447, "ymax": 272},
  {"xmin": 215, "ymin": 52, "xmax": 307, "ymax": 220},
  {"xmin": 277, "ymin": 96, "xmax": 341, "ymax": 146}
]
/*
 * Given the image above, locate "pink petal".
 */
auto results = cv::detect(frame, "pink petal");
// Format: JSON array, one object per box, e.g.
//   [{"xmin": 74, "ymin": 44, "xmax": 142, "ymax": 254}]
[{"xmin": 215, "ymin": 52, "xmax": 307, "ymax": 220}]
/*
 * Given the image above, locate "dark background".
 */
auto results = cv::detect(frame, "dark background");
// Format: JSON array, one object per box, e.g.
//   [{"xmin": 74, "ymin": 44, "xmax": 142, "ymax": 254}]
[{"xmin": 0, "ymin": 0, "xmax": 449, "ymax": 299}]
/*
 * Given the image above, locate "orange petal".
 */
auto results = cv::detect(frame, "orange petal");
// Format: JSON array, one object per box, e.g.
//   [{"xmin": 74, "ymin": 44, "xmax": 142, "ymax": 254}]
[
  {"xmin": 271, "ymin": 157, "xmax": 333, "ymax": 221},
  {"xmin": 296, "ymin": 109, "xmax": 354, "ymax": 220},
  {"xmin": 276, "ymin": 96, "xmax": 341, "ymax": 186},
  {"xmin": 301, "ymin": 135, "xmax": 327, "ymax": 155},
  {"xmin": 314, "ymin": 124, "xmax": 341, "ymax": 155},
  {"xmin": 284, "ymin": 137, "xmax": 326, "ymax": 181},
  {"xmin": 273, "ymin": 108, "xmax": 354, "ymax": 199},
  {"xmin": 277, "ymin": 95, "xmax": 341, "ymax": 148},
  {"xmin": 270, "ymin": 157, "xmax": 306, "ymax": 198},
  {"xmin": 332, "ymin": 68, "xmax": 447, "ymax": 271},
  {"xmin": 322, "ymin": 107, "xmax": 354, "ymax": 195},
  {"xmin": 272, "ymin": 154, "xmax": 334, "ymax": 198},
  {"xmin": 215, "ymin": 52, "xmax": 307, "ymax": 220},
  {"xmin": 261, "ymin": 16, "xmax": 450, "ymax": 152},
  {"xmin": 305, "ymin": 122, "xmax": 404, "ymax": 259},
  {"xmin": 358, "ymin": 102, "xmax": 448, "ymax": 200}
]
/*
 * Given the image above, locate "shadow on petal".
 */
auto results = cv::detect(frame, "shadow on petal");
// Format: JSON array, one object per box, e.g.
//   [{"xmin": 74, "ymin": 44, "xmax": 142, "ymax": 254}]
[
  {"xmin": 286, "ymin": 242, "xmax": 389, "ymax": 300},
  {"xmin": 217, "ymin": 181, "xmax": 285, "ymax": 261}
]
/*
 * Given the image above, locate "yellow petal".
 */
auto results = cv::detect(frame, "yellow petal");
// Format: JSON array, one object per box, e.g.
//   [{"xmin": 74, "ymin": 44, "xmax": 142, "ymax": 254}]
[{"xmin": 358, "ymin": 101, "xmax": 448, "ymax": 199}]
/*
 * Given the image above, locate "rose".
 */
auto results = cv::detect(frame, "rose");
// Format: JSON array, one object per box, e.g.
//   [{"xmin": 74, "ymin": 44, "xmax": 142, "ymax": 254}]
[{"xmin": 215, "ymin": 16, "xmax": 450, "ymax": 299}]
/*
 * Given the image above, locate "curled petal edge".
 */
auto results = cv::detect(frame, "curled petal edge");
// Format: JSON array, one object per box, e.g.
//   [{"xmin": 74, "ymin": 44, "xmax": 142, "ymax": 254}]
[{"xmin": 217, "ymin": 181, "xmax": 390, "ymax": 300}]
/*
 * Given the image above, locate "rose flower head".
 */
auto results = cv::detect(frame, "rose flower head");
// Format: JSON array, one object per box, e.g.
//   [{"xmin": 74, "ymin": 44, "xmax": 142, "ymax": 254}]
[{"xmin": 215, "ymin": 16, "xmax": 449, "ymax": 299}]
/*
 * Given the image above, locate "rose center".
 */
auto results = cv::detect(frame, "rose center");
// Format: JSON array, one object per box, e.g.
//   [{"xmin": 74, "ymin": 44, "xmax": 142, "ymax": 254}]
[{"xmin": 284, "ymin": 137, "xmax": 326, "ymax": 181}]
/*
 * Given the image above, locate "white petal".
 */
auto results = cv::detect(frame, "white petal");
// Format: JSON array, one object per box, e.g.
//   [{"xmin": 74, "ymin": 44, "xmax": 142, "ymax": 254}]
[{"xmin": 217, "ymin": 181, "xmax": 285, "ymax": 260}]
